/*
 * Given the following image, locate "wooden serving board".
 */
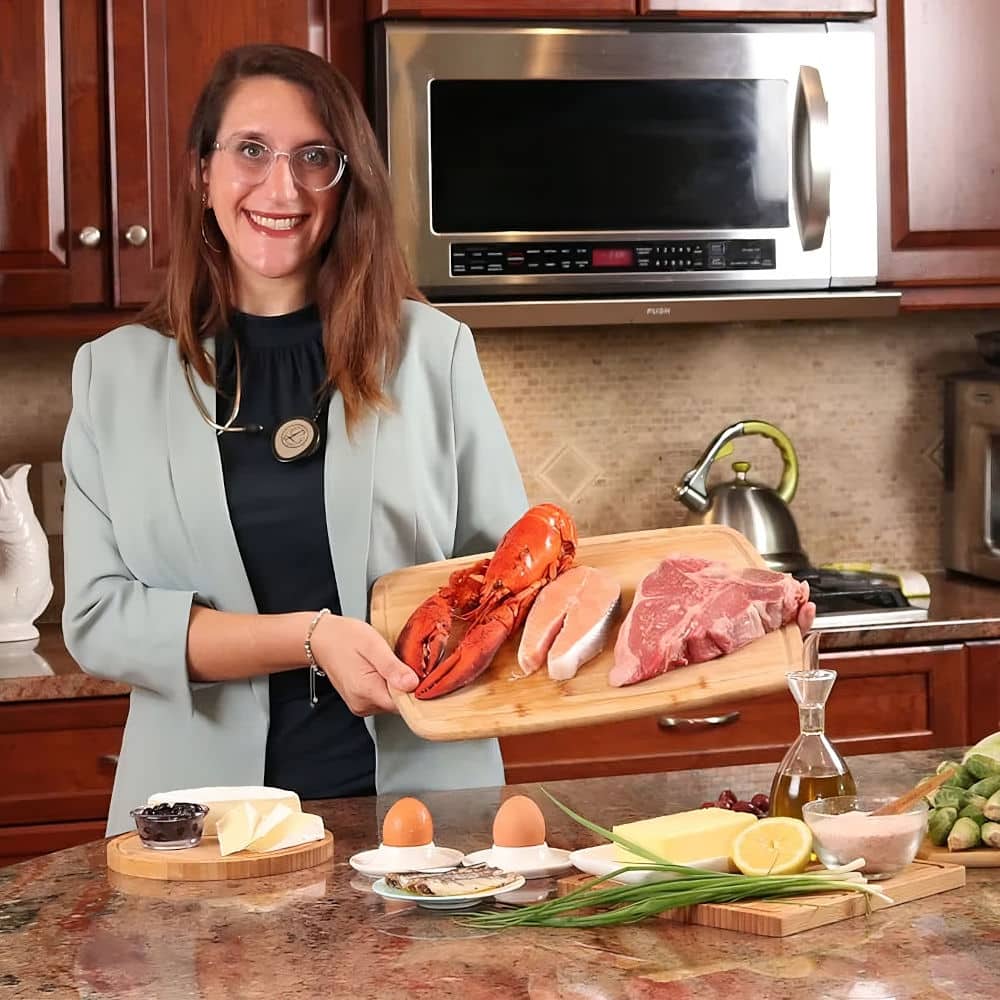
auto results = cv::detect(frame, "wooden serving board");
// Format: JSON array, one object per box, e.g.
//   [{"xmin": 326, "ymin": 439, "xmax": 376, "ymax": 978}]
[
  {"xmin": 556, "ymin": 859, "xmax": 965, "ymax": 938},
  {"xmin": 371, "ymin": 525, "xmax": 803, "ymax": 741},
  {"xmin": 106, "ymin": 830, "xmax": 334, "ymax": 881},
  {"xmin": 917, "ymin": 838, "xmax": 1000, "ymax": 867}
]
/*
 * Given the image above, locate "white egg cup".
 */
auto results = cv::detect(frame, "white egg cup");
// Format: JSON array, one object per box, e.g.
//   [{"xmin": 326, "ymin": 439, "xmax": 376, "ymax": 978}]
[
  {"xmin": 464, "ymin": 841, "xmax": 573, "ymax": 879},
  {"xmin": 349, "ymin": 840, "xmax": 465, "ymax": 878}
]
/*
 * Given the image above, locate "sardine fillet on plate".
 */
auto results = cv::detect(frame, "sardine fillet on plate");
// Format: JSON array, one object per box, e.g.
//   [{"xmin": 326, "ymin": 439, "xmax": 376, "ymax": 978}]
[
  {"xmin": 610, "ymin": 555, "xmax": 809, "ymax": 687},
  {"xmin": 517, "ymin": 565, "xmax": 622, "ymax": 681}
]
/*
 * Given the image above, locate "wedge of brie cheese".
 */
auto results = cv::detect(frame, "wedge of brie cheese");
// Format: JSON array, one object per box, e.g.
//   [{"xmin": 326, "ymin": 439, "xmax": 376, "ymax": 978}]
[
  {"xmin": 245, "ymin": 806, "xmax": 325, "ymax": 853},
  {"xmin": 147, "ymin": 786, "xmax": 301, "ymax": 837},
  {"xmin": 216, "ymin": 801, "xmax": 263, "ymax": 857}
]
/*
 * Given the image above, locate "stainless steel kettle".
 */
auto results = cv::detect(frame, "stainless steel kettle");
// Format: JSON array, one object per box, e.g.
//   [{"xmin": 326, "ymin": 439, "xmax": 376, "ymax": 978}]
[{"xmin": 673, "ymin": 420, "xmax": 810, "ymax": 573}]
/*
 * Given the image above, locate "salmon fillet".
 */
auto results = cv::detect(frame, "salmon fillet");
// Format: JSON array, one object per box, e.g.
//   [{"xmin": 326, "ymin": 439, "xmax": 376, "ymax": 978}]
[{"xmin": 517, "ymin": 565, "xmax": 622, "ymax": 681}]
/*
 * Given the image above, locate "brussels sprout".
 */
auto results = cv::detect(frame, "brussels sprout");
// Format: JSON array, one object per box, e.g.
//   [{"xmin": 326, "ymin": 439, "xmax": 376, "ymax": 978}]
[
  {"xmin": 964, "ymin": 754, "xmax": 1000, "ymax": 781},
  {"xmin": 982, "ymin": 822, "xmax": 1000, "ymax": 849},
  {"xmin": 968, "ymin": 775, "xmax": 1000, "ymax": 799},
  {"xmin": 958, "ymin": 804, "xmax": 986, "ymax": 825},
  {"xmin": 928, "ymin": 806, "xmax": 958, "ymax": 847},
  {"xmin": 985, "ymin": 789, "xmax": 1000, "ymax": 823},
  {"xmin": 941, "ymin": 764, "xmax": 977, "ymax": 790},
  {"xmin": 933, "ymin": 786, "xmax": 967, "ymax": 810},
  {"xmin": 948, "ymin": 816, "xmax": 982, "ymax": 851}
]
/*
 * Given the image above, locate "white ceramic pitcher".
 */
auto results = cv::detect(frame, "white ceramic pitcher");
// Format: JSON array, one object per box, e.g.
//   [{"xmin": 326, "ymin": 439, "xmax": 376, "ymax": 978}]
[{"xmin": 0, "ymin": 464, "xmax": 54, "ymax": 642}]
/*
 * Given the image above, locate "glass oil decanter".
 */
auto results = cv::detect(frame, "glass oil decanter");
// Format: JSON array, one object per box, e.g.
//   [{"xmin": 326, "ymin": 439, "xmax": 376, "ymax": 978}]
[{"xmin": 769, "ymin": 640, "xmax": 856, "ymax": 820}]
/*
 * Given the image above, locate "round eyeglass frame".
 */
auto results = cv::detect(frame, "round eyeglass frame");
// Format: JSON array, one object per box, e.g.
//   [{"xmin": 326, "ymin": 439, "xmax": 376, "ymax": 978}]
[{"xmin": 211, "ymin": 138, "xmax": 349, "ymax": 192}]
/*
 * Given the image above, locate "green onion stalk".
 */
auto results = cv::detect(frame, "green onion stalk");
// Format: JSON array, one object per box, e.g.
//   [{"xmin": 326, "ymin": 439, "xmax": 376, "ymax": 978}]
[{"xmin": 461, "ymin": 790, "xmax": 893, "ymax": 930}]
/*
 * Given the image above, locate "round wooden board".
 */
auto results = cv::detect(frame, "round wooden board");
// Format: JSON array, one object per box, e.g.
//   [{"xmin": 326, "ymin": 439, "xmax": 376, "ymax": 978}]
[
  {"xmin": 106, "ymin": 830, "xmax": 334, "ymax": 881},
  {"xmin": 917, "ymin": 836, "xmax": 1000, "ymax": 868}
]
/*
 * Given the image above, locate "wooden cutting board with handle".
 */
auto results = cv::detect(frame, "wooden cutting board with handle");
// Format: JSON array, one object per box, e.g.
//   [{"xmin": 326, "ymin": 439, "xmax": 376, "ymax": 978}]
[
  {"xmin": 917, "ymin": 840, "xmax": 1000, "ymax": 867},
  {"xmin": 370, "ymin": 524, "xmax": 804, "ymax": 741}
]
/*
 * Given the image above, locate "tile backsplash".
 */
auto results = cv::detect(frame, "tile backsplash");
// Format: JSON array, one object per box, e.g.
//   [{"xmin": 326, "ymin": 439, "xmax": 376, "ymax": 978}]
[{"xmin": 2, "ymin": 308, "xmax": 999, "ymax": 624}]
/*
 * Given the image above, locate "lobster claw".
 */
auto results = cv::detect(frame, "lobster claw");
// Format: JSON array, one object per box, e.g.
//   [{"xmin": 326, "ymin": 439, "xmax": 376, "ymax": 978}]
[
  {"xmin": 413, "ymin": 580, "xmax": 545, "ymax": 700},
  {"xmin": 394, "ymin": 594, "xmax": 452, "ymax": 679}
]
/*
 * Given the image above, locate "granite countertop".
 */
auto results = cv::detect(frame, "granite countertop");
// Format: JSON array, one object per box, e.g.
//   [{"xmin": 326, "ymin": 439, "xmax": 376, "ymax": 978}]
[
  {"xmin": 1, "ymin": 749, "xmax": 997, "ymax": 999},
  {"xmin": 4, "ymin": 571, "xmax": 1000, "ymax": 704}
]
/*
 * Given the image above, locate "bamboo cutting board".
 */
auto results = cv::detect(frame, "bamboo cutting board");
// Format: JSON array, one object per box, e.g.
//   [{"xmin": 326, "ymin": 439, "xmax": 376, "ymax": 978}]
[
  {"xmin": 556, "ymin": 860, "xmax": 965, "ymax": 937},
  {"xmin": 106, "ymin": 830, "xmax": 334, "ymax": 881},
  {"xmin": 371, "ymin": 524, "xmax": 803, "ymax": 741}
]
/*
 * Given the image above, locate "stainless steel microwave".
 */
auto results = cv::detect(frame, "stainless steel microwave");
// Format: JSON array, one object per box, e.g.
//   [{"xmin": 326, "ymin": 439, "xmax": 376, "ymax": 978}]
[{"xmin": 373, "ymin": 21, "xmax": 878, "ymax": 305}]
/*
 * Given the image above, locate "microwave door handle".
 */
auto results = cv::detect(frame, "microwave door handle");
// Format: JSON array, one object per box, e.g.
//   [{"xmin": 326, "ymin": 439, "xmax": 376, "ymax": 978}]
[{"xmin": 793, "ymin": 66, "xmax": 831, "ymax": 251}]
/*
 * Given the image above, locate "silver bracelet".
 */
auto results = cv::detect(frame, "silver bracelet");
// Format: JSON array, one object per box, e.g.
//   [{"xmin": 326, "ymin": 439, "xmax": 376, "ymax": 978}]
[{"xmin": 304, "ymin": 608, "xmax": 330, "ymax": 707}]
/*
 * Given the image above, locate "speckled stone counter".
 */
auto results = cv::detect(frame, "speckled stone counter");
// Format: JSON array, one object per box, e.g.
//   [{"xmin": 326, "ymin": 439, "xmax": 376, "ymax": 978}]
[
  {"xmin": 820, "ymin": 571, "xmax": 1000, "ymax": 650},
  {"xmin": 1, "ymin": 750, "xmax": 997, "ymax": 1000},
  {"xmin": 0, "ymin": 624, "xmax": 127, "ymax": 702}
]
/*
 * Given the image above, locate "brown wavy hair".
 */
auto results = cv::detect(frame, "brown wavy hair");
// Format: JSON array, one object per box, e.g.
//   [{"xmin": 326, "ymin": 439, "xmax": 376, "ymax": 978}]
[{"xmin": 138, "ymin": 44, "xmax": 421, "ymax": 433}]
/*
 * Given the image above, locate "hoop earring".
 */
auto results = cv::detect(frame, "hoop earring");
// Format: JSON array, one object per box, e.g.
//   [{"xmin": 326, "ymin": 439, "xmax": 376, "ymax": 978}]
[{"xmin": 200, "ymin": 193, "xmax": 224, "ymax": 254}]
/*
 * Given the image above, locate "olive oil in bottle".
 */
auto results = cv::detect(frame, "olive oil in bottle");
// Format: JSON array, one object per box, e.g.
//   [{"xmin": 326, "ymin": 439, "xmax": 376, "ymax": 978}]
[{"xmin": 769, "ymin": 666, "xmax": 856, "ymax": 821}]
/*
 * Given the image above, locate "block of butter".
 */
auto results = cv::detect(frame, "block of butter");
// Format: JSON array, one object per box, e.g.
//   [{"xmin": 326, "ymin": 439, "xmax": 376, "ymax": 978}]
[
  {"xmin": 612, "ymin": 807, "xmax": 757, "ymax": 864},
  {"xmin": 147, "ymin": 786, "xmax": 301, "ymax": 838}
]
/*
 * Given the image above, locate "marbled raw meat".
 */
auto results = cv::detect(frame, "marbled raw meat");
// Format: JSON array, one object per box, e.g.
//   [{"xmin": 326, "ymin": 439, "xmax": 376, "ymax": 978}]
[{"xmin": 610, "ymin": 556, "xmax": 808, "ymax": 687}]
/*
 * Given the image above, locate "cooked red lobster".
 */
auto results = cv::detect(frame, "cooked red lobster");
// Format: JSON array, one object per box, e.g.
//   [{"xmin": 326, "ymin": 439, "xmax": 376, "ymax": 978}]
[{"xmin": 395, "ymin": 503, "xmax": 578, "ymax": 699}]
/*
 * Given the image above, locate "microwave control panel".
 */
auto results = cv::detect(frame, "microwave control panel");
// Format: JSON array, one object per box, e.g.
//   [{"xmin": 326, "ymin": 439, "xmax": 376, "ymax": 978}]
[{"xmin": 449, "ymin": 240, "xmax": 776, "ymax": 276}]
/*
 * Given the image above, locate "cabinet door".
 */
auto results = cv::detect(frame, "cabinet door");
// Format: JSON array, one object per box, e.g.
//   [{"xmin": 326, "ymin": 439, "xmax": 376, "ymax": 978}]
[
  {"xmin": 877, "ymin": 0, "xmax": 1000, "ymax": 301},
  {"xmin": 106, "ymin": 0, "xmax": 349, "ymax": 306},
  {"xmin": 640, "ymin": 2, "xmax": 873, "ymax": 15},
  {"xmin": 367, "ymin": 1, "xmax": 634, "ymax": 17},
  {"xmin": 501, "ymin": 646, "xmax": 968, "ymax": 783},
  {"xmin": 967, "ymin": 641, "xmax": 1000, "ymax": 743},
  {"xmin": 0, "ymin": 0, "xmax": 108, "ymax": 310}
]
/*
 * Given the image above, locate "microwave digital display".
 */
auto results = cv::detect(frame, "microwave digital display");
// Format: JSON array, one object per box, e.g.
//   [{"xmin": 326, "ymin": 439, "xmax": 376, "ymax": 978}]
[{"xmin": 429, "ymin": 79, "xmax": 788, "ymax": 233}]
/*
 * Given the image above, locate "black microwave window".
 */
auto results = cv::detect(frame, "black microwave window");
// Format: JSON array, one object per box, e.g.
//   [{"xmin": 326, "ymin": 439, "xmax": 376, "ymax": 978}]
[{"xmin": 429, "ymin": 79, "xmax": 788, "ymax": 233}]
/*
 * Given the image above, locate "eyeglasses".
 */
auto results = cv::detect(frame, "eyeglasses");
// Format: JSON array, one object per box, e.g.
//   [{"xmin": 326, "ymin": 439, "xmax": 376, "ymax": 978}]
[{"xmin": 211, "ymin": 138, "xmax": 349, "ymax": 192}]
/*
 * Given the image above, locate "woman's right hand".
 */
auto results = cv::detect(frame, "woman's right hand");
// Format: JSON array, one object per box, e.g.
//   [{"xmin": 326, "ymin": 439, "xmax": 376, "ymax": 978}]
[{"xmin": 309, "ymin": 614, "xmax": 419, "ymax": 716}]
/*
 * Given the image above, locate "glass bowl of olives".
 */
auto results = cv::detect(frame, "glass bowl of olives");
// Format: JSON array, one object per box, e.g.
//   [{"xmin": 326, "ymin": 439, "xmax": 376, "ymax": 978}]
[{"xmin": 130, "ymin": 802, "xmax": 209, "ymax": 850}]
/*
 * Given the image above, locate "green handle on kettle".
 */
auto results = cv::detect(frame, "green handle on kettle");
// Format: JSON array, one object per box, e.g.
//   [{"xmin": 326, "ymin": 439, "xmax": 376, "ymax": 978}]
[{"xmin": 741, "ymin": 420, "xmax": 799, "ymax": 503}]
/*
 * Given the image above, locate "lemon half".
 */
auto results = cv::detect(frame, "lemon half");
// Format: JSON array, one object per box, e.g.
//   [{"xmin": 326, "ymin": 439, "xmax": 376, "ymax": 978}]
[{"xmin": 731, "ymin": 817, "xmax": 813, "ymax": 877}]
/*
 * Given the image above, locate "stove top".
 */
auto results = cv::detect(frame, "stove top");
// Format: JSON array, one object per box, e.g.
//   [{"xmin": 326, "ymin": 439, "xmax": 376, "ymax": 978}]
[{"xmin": 793, "ymin": 568, "xmax": 930, "ymax": 630}]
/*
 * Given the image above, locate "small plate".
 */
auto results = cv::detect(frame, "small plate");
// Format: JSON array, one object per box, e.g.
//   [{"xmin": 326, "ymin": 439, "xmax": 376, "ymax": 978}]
[
  {"xmin": 568, "ymin": 843, "xmax": 732, "ymax": 885},
  {"xmin": 463, "ymin": 846, "xmax": 573, "ymax": 879},
  {"xmin": 371, "ymin": 875, "xmax": 526, "ymax": 910},
  {"xmin": 349, "ymin": 845, "xmax": 465, "ymax": 878}
]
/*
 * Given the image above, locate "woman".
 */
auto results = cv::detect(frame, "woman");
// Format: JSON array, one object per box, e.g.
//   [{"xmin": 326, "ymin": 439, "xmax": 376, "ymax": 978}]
[{"xmin": 62, "ymin": 44, "xmax": 528, "ymax": 835}]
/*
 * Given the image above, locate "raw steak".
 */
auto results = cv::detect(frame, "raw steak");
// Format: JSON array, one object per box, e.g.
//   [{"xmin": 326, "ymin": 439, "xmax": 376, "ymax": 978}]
[
  {"xmin": 609, "ymin": 556, "xmax": 809, "ymax": 687},
  {"xmin": 517, "ymin": 565, "xmax": 622, "ymax": 681}
]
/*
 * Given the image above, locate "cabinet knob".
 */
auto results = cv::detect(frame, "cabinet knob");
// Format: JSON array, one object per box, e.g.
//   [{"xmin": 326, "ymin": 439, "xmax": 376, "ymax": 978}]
[
  {"xmin": 658, "ymin": 710, "xmax": 741, "ymax": 731},
  {"xmin": 124, "ymin": 224, "xmax": 149, "ymax": 247},
  {"xmin": 98, "ymin": 753, "xmax": 120, "ymax": 767},
  {"xmin": 78, "ymin": 226, "xmax": 102, "ymax": 248}
]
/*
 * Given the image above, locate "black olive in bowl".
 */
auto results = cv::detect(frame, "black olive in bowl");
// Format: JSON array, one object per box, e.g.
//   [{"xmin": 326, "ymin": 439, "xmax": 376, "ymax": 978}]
[{"xmin": 130, "ymin": 802, "xmax": 209, "ymax": 850}]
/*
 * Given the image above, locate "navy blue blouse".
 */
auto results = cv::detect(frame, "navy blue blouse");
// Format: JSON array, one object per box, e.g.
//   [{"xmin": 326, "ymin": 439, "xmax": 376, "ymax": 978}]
[{"xmin": 215, "ymin": 304, "xmax": 376, "ymax": 799}]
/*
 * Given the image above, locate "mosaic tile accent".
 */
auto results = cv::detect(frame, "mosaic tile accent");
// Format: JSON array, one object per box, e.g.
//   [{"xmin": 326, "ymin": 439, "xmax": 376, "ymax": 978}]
[{"xmin": 3, "ymin": 308, "xmax": 1000, "ymax": 628}]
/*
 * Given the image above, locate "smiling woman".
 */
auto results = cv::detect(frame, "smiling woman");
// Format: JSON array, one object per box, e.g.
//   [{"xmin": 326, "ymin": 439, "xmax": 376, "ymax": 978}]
[{"xmin": 60, "ymin": 44, "xmax": 528, "ymax": 835}]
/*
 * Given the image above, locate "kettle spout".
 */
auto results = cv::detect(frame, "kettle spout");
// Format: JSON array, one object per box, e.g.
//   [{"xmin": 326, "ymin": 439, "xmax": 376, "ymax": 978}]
[{"xmin": 673, "ymin": 476, "xmax": 710, "ymax": 513}]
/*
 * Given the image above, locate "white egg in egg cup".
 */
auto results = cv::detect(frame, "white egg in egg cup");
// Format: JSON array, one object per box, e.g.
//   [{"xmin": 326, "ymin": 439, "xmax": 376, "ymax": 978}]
[{"xmin": 349, "ymin": 840, "xmax": 466, "ymax": 878}]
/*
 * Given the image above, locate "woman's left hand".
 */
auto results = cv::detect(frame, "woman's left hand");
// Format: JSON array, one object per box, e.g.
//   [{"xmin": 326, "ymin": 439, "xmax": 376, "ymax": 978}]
[{"xmin": 797, "ymin": 600, "xmax": 817, "ymax": 636}]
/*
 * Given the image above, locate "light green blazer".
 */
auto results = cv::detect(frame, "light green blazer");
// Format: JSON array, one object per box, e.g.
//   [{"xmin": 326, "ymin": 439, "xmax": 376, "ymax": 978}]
[{"xmin": 62, "ymin": 300, "xmax": 528, "ymax": 835}]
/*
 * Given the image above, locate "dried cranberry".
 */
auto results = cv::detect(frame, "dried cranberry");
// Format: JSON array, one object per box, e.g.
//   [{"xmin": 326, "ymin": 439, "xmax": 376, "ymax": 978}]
[
  {"xmin": 718, "ymin": 789, "xmax": 738, "ymax": 807},
  {"xmin": 750, "ymin": 793, "xmax": 771, "ymax": 813},
  {"xmin": 699, "ymin": 801, "xmax": 717, "ymax": 809},
  {"xmin": 733, "ymin": 801, "xmax": 758, "ymax": 814}
]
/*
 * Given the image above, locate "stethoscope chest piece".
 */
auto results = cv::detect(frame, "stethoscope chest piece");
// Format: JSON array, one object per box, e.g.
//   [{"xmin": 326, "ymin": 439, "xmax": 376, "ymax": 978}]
[{"xmin": 272, "ymin": 416, "xmax": 321, "ymax": 463}]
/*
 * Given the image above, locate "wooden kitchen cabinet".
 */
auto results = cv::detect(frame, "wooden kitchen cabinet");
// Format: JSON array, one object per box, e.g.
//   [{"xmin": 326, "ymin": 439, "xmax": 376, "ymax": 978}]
[
  {"xmin": 640, "ymin": 2, "xmax": 873, "ymax": 16},
  {"xmin": 501, "ymin": 645, "xmax": 968, "ymax": 783},
  {"xmin": 367, "ymin": 1, "xmax": 634, "ymax": 16},
  {"xmin": 967, "ymin": 641, "xmax": 1000, "ymax": 743},
  {"xmin": 0, "ymin": 697, "xmax": 128, "ymax": 867},
  {"xmin": 0, "ymin": 0, "xmax": 365, "ymax": 312},
  {"xmin": 877, "ymin": 0, "xmax": 1000, "ymax": 308}
]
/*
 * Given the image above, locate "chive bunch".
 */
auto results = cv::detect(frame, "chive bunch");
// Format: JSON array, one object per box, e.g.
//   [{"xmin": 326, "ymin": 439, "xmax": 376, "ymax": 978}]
[{"xmin": 462, "ymin": 791, "xmax": 892, "ymax": 930}]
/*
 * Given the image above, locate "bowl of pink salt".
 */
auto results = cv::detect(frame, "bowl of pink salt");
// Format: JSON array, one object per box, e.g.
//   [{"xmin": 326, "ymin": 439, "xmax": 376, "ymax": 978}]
[{"xmin": 801, "ymin": 796, "xmax": 929, "ymax": 880}]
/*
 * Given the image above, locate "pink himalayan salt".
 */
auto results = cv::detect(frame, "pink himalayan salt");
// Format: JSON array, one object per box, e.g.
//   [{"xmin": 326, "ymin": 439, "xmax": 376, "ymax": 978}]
[{"xmin": 809, "ymin": 809, "xmax": 926, "ymax": 877}]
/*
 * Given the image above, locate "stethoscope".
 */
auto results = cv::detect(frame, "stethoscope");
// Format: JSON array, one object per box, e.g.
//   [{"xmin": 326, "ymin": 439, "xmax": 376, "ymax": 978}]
[{"xmin": 183, "ymin": 339, "xmax": 328, "ymax": 463}]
